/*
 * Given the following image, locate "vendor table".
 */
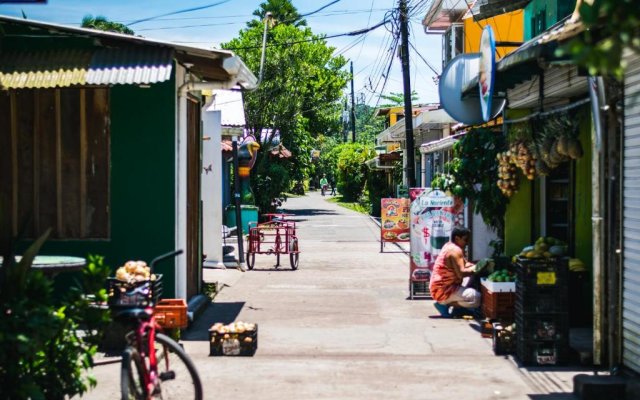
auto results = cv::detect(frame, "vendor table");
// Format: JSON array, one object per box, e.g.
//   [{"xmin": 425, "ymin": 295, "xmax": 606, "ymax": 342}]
[{"xmin": 0, "ymin": 255, "xmax": 86, "ymax": 276}]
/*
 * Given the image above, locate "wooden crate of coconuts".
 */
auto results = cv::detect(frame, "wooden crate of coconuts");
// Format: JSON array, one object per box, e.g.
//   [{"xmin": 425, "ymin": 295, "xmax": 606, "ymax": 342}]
[{"xmin": 209, "ymin": 321, "xmax": 258, "ymax": 356}]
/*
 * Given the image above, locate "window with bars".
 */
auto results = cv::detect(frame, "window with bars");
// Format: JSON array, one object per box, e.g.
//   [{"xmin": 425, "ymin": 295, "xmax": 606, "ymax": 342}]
[{"xmin": 0, "ymin": 88, "xmax": 110, "ymax": 239}]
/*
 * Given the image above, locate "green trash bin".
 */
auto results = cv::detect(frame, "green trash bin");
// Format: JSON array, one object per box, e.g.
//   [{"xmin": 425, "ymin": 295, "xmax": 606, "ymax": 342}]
[{"xmin": 225, "ymin": 205, "xmax": 259, "ymax": 235}]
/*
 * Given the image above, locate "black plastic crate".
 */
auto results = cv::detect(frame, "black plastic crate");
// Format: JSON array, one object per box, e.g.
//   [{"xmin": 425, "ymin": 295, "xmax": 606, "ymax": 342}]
[
  {"xmin": 515, "ymin": 283, "xmax": 568, "ymax": 314},
  {"xmin": 493, "ymin": 323, "xmax": 516, "ymax": 355},
  {"xmin": 106, "ymin": 274, "xmax": 163, "ymax": 309},
  {"xmin": 209, "ymin": 324, "xmax": 258, "ymax": 356},
  {"xmin": 515, "ymin": 313, "xmax": 569, "ymax": 341},
  {"xmin": 515, "ymin": 257, "xmax": 568, "ymax": 289},
  {"xmin": 516, "ymin": 339, "xmax": 570, "ymax": 366}
]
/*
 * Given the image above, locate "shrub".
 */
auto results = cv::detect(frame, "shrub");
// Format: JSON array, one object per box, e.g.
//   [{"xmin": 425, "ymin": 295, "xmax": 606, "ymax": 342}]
[{"xmin": 0, "ymin": 231, "xmax": 111, "ymax": 399}]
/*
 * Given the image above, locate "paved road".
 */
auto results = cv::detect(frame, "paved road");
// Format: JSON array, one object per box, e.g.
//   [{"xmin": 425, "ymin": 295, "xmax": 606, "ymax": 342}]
[{"xmin": 86, "ymin": 192, "xmax": 587, "ymax": 400}]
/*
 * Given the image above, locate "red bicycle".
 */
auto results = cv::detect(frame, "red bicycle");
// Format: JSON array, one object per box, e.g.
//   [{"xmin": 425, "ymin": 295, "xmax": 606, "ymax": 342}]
[{"xmin": 108, "ymin": 250, "xmax": 202, "ymax": 400}]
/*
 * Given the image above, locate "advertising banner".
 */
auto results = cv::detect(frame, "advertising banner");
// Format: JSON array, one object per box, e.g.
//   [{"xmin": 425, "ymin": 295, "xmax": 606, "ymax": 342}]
[
  {"xmin": 380, "ymin": 198, "xmax": 410, "ymax": 249},
  {"xmin": 409, "ymin": 189, "xmax": 465, "ymax": 283}
]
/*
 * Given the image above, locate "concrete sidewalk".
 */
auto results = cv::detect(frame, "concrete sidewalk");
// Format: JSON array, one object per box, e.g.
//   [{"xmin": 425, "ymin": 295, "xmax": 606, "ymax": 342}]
[{"xmin": 86, "ymin": 191, "xmax": 597, "ymax": 400}]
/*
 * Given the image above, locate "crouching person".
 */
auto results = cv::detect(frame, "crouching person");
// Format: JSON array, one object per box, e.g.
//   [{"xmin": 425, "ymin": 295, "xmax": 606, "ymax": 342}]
[{"xmin": 429, "ymin": 226, "xmax": 481, "ymax": 318}]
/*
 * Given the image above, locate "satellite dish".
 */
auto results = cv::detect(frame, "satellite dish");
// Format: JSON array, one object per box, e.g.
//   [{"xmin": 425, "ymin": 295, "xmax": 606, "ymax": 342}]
[{"xmin": 439, "ymin": 53, "xmax": 505, "ymax": 125}]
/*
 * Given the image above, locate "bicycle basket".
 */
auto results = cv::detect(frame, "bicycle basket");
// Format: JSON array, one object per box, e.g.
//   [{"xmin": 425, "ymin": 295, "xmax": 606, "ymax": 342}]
[{"xmin": 107, "ymin": 274, "xmax": 163, "ymax": 308}]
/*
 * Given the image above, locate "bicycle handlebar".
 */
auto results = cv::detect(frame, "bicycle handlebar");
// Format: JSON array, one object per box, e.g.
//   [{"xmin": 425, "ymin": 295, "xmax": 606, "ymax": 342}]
[{"xmin": 150, "ymin": 249, "xmax": 183, "ymax": 271}]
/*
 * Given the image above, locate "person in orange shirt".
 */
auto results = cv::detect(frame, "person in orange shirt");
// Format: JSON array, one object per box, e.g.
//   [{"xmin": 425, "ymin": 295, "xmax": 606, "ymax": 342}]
[{"xmin": 429, "ymin": 226, "xmax": 481, "ymax": 317}]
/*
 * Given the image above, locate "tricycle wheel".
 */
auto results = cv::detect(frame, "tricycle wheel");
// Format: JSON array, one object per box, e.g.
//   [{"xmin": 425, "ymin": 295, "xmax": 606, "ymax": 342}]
[
  {"xmin": 289, "ymin": 238, "xmax": 299, "ymax": 270},
  {"xmin": 246, "ymin": 252, "xmax": 255, "ymax": 270}
]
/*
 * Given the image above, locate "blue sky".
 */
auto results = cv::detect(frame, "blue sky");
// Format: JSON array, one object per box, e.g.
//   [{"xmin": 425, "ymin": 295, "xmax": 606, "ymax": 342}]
[{"xmin": 0, "ymin": 0, "xmax": 442, "ymax": 105}]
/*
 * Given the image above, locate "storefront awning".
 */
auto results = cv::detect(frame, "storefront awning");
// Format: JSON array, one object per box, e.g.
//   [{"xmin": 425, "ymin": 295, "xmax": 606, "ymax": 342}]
[{"xmin": 470, "ymin": 0, "xmax": 532, "ymax": 21}]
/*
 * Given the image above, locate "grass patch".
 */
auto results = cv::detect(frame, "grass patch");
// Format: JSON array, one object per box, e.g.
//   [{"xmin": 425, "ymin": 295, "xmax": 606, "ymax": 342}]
[{"xmin": 327, "ymin": 196, "xmax": 369, "ymax": 214}]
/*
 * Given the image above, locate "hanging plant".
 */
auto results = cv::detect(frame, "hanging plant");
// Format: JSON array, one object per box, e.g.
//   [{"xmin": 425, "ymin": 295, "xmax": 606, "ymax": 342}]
[{"xmin": 439, "ymin": 127, "xmax": 508, "ymax": 236}]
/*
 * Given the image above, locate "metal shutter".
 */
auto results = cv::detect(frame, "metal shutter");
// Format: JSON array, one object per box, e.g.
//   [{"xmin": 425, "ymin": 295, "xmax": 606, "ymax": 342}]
[{"xmin": 622, "ymin": 50, "xmax": 640, "ymax": 374}]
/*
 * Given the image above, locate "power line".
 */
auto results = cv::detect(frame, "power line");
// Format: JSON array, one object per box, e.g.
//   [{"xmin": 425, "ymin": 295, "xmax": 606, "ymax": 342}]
[
  {"xmin": 225, "ymin": 17, "xmax": 391, "ymax": 51},
  {"xmin": 408, "ymin": 40, "xmax": 440, "ymax": 75},
  {"xmin": 127, "ymin": 0, "xmax": 232, "ymax": 26}
]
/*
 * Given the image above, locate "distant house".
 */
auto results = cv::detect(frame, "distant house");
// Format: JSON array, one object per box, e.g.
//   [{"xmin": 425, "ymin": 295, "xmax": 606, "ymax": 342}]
[{"xmin": 0, "ymin": 15, "xmax": 257, "ymax": 300}]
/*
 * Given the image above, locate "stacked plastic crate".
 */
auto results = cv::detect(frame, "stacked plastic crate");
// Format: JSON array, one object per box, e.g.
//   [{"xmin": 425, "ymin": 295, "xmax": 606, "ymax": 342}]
[{"xmin": 515, "ymin": 256, "xmax": 570, "ymax": 366}]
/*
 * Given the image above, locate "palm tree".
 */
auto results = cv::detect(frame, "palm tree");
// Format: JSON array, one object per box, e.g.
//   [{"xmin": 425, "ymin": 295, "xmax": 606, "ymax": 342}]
[
  {"xmin": 249, "ymin": 0, "xmax": 306, "ymax": 28},
  {"xmin": 81, "ymin": 15, "xmax": 134, "ymax": 35}
]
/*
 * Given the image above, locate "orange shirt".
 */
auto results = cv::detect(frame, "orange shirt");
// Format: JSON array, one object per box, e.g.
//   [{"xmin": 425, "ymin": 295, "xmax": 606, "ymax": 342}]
[{"xmin": 429, "ymin": 242, "xmax": 463, "ymax": 302}]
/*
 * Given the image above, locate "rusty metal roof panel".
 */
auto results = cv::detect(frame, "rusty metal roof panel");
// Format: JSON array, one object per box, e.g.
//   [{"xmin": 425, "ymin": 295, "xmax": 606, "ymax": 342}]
[
  {"xmin": 0, "ymin": 47, "xmax": 173, "ymax": 89},
  {"xmin": 86, "ymin": 47, "xmax": 173, "ymax": 85}
]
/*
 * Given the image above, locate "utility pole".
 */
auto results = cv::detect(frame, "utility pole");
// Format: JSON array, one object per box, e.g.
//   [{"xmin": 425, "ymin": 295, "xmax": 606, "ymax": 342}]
[
  {"xmin": 350, "ymin": 61, "xmax": 356, "ymax": 142},
  {"xmin": 399, "ymin": 0, "xmax": 416, "ymax": 188}
]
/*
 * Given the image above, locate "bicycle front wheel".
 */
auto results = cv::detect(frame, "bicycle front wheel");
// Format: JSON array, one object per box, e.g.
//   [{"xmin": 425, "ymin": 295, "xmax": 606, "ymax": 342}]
[
  {"xmin": 121, "ymin": 346, "xmax": 145, "ymax": 400},
  {"xmin": 154, "ymin": 333, "xmax": 203, "ymax": 400}
]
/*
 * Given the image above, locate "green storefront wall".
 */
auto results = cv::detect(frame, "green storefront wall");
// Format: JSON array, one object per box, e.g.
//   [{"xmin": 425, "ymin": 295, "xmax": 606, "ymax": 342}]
[
  {"xmin": 504, "ymin": 108, "xmax": 593, "ymax": 271},
  {"xmin": 30, "ymin": 78, "xmax": 179, "ymax": 297}
]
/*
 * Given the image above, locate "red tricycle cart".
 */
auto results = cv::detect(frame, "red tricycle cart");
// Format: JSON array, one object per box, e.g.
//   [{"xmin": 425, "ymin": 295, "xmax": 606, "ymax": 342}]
[{"xmin": 246, "ymin": 213, "xmax": 299, "ymax": 270}]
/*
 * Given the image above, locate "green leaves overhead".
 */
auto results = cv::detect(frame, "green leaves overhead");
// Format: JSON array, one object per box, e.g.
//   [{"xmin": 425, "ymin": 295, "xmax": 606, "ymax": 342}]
[{"xmin": 559, "ymin": 0, "xmax": 640, "ymax": 80}]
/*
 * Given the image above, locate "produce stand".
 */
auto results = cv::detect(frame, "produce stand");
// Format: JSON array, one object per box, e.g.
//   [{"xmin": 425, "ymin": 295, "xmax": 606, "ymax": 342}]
[{"xmin": 514, "ymin": 256, "xmax": 570, "ymax": 366}]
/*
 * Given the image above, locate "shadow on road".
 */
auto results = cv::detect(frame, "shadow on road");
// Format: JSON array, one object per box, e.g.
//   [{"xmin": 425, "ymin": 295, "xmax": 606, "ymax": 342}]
[
  {"xmin": 181, "ymin": 301, "xmax": 245, "ymax": 341},
  {"xmin": 286, "ymin": 208, "xmax": 339, "ymax": 217},
  {"xmin": 528, "ymin": 394, "xmax": 577, "ymax": 399}
]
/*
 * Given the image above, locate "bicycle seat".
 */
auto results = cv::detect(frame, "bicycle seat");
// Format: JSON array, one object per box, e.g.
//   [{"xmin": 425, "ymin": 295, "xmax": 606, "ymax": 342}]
[{"xmin": 114, "ymin": 307, "xmax": 153, "ymax": 321}]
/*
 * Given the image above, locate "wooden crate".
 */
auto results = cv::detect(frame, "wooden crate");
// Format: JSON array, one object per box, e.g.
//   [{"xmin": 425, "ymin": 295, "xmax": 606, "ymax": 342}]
[
  {"xmin": 481, "ymin": 285, "xmax": 516, "ymax": 320},
  {"xmin": 154, "ymin": 299, "xmax": 188, "ymax": 329}
]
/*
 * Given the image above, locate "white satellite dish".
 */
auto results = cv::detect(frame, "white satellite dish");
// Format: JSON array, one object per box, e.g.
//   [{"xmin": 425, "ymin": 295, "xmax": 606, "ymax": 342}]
[{"xmin": 439, "ymin": 53, "xmax": 505, "ymax": 125}]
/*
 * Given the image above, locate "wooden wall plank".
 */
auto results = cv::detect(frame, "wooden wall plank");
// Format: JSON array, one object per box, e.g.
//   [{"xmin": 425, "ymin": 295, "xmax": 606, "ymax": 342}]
[
  {"xmin": 37, "ymin": 90, "xmax": 58, "ymax": 238},
  {"xmin": 79, "ymin": 89, "xmax": 87, "ymax": 237},
  {"xmin": 55, "ymin": 90, "xmax": 63, "ymax": 235},
  {"xmin": 0, "ymin": 92, "xmax": 12, "ymax": 235},
  {"xmin": 15, "ymin": 90, "xmax": 34, "ymax": 238},
  {"xmin": 33, "ymin": 93, "xmax": 40, "ymax": 234},
  {"xmin": 186, "ymin": 96, "xmax": 201, "ymax": 299},
  {"xmin": 84, "ymin": 88, "xmax": 110, "ymax": 238},
  {"xmin": 10, "ymin": 92, "xmax": 18, "ymax": 235},
  {"xmin": 59, "ymin": 88, "xmax": 81, "ymax": 238}
]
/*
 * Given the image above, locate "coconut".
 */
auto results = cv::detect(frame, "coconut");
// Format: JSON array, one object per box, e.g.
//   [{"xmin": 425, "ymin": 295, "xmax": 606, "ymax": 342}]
[
  {"xmin": 567, "ymin": 138, "xmax": 584, "ymax": 159},
  {"xmin": 557, "ymin": 136, "xmax": 570, "ymax": 155}
]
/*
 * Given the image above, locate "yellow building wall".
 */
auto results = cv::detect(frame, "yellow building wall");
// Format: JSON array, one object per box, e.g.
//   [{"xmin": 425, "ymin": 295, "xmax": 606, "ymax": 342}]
[{"xmin": 463, "ymin": 10, "xmax": 525, "ymax": 59}]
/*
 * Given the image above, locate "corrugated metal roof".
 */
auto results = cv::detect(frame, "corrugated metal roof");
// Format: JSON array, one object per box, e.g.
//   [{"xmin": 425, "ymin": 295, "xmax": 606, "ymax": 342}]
[
  {"xmin": 0, "ymin": 15, "xmax": 257, "ymax": 89},
  {"xmin": 0, "ymin": 47, "xmax": 173, "ymax": 89},
  {"xmin": 87, "ymin": 48, "xmax": 173, "ymax": 85}
]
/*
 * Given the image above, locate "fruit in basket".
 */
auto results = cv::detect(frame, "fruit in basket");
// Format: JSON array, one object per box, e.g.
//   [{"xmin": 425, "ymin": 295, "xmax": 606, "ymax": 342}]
[{"xmin": 115, "ymin": 260, "xmax": 151, "ymax": 283}]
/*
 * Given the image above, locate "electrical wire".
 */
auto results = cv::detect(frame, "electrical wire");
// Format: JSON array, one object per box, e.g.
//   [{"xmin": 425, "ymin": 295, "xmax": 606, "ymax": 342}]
[
  {"xmin": 126, "ymin": 0, "xmax": 232, "ymax": 26},
  {"xmin": 225, "ymin": 17, "xmax": 391, "ymax": 51}
]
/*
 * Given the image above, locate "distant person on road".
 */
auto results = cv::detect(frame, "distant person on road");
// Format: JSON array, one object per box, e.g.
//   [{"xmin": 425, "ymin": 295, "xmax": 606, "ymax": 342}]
[
  {"xmin": 319, "ymin": 174, "xmax": 328, "ymax": 196},
  {"xmin": 429, "ymin": 226, "xmax": 480, "ymax": 318},
  {"xmin": 329, "ymin": 177, "xmax": 336, "ymax": 196}
]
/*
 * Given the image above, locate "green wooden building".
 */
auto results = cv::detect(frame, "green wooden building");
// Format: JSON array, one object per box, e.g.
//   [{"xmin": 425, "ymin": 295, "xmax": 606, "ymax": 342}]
[{"xmin": 0, "ymin": 15, "xmax": 257, "ymax": 300}]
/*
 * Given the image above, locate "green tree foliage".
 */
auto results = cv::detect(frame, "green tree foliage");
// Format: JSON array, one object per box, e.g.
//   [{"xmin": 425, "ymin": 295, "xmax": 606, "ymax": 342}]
[
  {"xmin": 561, "ymin": 0, "xmax": 640, "ymax": 79},
  {"xmin": 249, "ymin": 0, "xmax": 306, "ymax": 28},
  {"xmin": 354, "ymin": 102, "xmax": 385, "ymax": 144},
  {"xmin": 432, "ymin": 128, "xmax": 508, "ymax": 236},
  {"xmin": 224, "ymin": 0, "xmax": 349, "ymax": 211},
  {"xmin": 378, "ymin": 91, "xmax": 419, "ymax": 107},
  {"xmin": 333, "ymin": 142, "xmax": 376, "ymax": 202},
  {"xmin": 81, "ymin": 15, "xmax": 134, "ymax": 34}
]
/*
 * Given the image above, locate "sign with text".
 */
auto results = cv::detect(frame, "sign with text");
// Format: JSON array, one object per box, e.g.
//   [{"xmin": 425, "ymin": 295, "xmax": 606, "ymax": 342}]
[
  {"xmin": 409, "ymin": 188, "xmax": 464, "ymax": 283},
  {"xmin": 380, "ymin": 198, "xmax": 410, "ymax": 243}
]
